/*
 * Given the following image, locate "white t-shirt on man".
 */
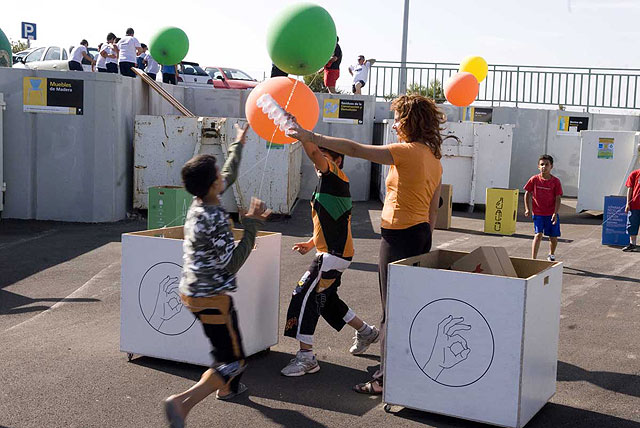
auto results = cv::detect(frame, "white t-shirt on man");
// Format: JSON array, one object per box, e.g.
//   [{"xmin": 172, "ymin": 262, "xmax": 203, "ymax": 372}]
[
  {"xmin": 104, "ymin": 44, "xmax": 117, "ymax": 64},
  {"xmin": 349, "ymin": 61, "xmax": 371, "ymax": 84},
  {"xmin": 70, "ymin": 45, "xmax": 88, "ymax": 63},
  {"xmin": 144, "ymin": 53, "xmax": 160, "ymax": 74},
  {"xmin": 117, "ymin": 36, "xmax": 141, "ymax": 63},
  {"xmin": 99, "ymin": 43, "xmax": 116, "ymax": 65}
]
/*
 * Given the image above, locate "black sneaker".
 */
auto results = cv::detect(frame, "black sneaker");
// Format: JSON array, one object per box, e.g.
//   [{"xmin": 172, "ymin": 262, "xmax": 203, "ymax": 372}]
[{"xmin": 622, "ymin": 244, "xmax": 636, "ymax": 252}]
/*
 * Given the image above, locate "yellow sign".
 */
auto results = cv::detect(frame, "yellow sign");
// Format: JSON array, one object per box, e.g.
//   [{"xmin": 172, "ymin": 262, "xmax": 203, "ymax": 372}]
[
  {"xmin": 463, "ymin": 107, "xmax": 475, "ymax": 121},
  {"xmin": 323, "ymin": 98, "xmax": 340, "ymax": 119},
  {"xmin": 22, "ymin": 76, "xmax": 84, "ymax": 115},
  {"xmin": 557, "ymin": 115, "xmax": 569, "ymax": 132},
  {"xmin": 23, "ymin": 77, "xmax": 47, "ymax": 106}
]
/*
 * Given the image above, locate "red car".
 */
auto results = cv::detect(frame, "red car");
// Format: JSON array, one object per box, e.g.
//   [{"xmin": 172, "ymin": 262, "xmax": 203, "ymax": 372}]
[{"xmin": 205, "ymin": 66, "xmax": 259, "ymax": 90}]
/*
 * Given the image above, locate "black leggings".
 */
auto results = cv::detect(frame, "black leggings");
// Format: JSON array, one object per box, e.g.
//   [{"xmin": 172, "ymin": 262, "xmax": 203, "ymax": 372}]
[{"xmin": 378, "ymin": 222, "xmax": 432, "ymax": 323}]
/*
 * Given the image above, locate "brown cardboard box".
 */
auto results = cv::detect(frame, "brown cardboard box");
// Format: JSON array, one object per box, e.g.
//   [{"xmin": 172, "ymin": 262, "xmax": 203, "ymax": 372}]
[
  {"xmin": 450, "ymin": 246, "xmax": 518, "ymax": 277},
  {"xmin": 435, "ymin": 184, "xmax": 452, "ymax": 230}
]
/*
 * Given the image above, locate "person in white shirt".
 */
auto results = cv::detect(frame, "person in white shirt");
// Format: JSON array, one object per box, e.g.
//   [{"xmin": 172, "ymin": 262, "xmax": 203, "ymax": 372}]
[
  {"xmin": 96, "ymin": 43, "xmax": 107, "ymax": 72},
  {"xmin": 68, "ymin": 39, "xmax": 95, "ymax": 72},
  {"xmin": 117, "ymin": 28, "xmax": 144, "ymax": 78},
  {"xmin": 348, "ymin": 55, "xmax": 376, "ymax": 94},
  {"xmin": 98, "ymin": 32, "xmax": 119, "ymax": 73},
  {"xmin": 143, "ymin": 51, "xmax": 161, "ymax": 81}
]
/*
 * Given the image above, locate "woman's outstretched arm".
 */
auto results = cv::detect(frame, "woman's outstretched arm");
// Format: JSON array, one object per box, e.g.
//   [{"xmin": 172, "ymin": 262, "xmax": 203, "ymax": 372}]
[{"xmin": 287, "ymin": 122, "xmax": 394, "ymax": 165}]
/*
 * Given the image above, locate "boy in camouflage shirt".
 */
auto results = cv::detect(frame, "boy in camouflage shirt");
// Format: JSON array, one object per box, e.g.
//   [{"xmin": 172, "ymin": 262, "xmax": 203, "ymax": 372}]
[{"xmin": 164, "ymin": 123, "xmax": 270, "ymax": 428}]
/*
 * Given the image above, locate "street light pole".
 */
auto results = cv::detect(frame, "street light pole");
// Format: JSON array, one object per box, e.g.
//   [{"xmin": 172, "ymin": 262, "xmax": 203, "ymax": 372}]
[{"xmin": 399, "ymin": 0, "xmax": 410, "ymax": 94}]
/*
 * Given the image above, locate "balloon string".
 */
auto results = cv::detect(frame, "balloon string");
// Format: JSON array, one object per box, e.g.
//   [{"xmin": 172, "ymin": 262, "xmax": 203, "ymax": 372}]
[{"xmin": 257, "ymin": 78, "xmax": 300, "ymax": 199}]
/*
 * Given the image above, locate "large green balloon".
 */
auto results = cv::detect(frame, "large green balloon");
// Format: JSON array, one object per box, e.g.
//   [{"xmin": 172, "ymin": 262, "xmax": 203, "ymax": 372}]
[
  {"xmin": 149, "ymin": 27, "xmax": 189, "ymax": 65},
  {"xmin": 0, "ymin": 28, "xmax": 12, "ymax": 67},
  {"xmin": 267, "ymin": 3, "xmax": 336, "ymax": 76}
]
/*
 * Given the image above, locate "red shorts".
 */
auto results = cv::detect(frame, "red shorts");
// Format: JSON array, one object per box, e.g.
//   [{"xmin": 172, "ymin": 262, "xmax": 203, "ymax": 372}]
[{"xmin": 324, "ymin": 68, "xmax": 339, "ymax": 87}]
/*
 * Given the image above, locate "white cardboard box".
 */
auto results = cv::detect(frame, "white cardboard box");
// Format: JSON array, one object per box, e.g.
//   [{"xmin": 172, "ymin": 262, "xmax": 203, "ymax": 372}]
[
  {"xmin": 384, "ymin": 250, "xmax": 562, "ymax": 428},
  {"xmin": 120, "ymin": 226, "xmax": 281, "ymax": 366}
]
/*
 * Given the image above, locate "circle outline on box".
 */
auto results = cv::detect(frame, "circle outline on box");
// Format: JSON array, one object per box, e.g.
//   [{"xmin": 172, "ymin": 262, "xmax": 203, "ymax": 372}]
[
  {"xmin": 409, "ymin": 297, "xmax": 495, "ymax": 388},
  {"xmin": 138, "ymin": 261, "xmax": 196, "ymax": 336}
]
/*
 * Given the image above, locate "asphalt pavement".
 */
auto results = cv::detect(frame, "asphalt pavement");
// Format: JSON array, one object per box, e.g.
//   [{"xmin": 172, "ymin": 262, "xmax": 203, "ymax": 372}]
[{"xmin": 0, "ymin": 198, "xmax": 638, "ymax": 428}]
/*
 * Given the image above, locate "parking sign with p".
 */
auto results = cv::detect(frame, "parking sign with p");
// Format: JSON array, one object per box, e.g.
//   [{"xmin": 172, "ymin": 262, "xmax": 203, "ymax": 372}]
[{"xmin": 21, "ymin": 22, "xmax": 36, "ymax": 41}]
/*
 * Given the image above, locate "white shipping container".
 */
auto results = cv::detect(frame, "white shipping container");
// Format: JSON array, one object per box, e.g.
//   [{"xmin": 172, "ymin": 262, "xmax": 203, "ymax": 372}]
[
  {"xmin": 133, "ymin": 115, "xmax": 302, "ymax": 215},
  {"xmin": 576, "ymin": 130, "xmax": 640, "ymax": 212},
  {"xmin": 384, "ymin": 249, "xmax": 562, "ymax": 428},
  {"xmin": 379, "ymin": 121, "xmax": 513, "ymax": 206}
]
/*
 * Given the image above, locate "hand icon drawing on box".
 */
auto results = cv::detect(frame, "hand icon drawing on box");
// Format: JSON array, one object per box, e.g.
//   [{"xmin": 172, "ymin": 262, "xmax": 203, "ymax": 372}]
[
  {"xmin": 423, "ymin": 315, "xmax": 471, "ymax": 380},
  {"xmin": 149, "ymin": 275, "xmax": 183, "ymax": 330}
]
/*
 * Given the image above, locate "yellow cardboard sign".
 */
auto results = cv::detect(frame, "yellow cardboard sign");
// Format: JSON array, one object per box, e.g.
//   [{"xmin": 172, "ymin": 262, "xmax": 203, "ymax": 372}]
[{"xmin": 23, "ymin": 77, "xmax": 47, "ymax": 106}]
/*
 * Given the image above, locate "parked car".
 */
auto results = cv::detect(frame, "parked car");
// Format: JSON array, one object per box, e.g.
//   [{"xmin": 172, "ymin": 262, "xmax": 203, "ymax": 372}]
[
  {"xmin": 205, "ymin": 66, "xmax": 259, "ymax": 90},
  {"xmin": 12, "ymin": 46, "xmax": 69, "ymax": 69},
  {"xmin": 12, "ymin": 48, "xmax": 35, "ymax": 65},
  {"xmin": 175, "ymin": 61, "xmax": 213, "ymax": 87},
  {"xmin": 13, "ymin": 45, "xmax": 99, "ymax": 72}
]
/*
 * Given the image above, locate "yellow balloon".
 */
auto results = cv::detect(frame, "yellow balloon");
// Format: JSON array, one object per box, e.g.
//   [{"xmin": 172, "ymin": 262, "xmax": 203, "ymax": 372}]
[{"xmin": 459, "ymin": 56, "xmax": 488, "ymax": 83}]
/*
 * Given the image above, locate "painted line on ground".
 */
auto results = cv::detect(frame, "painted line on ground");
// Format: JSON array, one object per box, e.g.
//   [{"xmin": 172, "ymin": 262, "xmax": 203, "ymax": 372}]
[
  {"xmin": 2, "ymin": 261, "xmax": 120, "ymax": 334},
  {"xmin": 0, "ymin": 229, "xmax": 58, "ymax": 251}
]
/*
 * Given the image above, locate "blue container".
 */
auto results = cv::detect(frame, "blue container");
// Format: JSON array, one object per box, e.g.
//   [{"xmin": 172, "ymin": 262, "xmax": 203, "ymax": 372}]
[{"xmin": 602, "ymin": 196, "xmax": 629, "ymax": 246}]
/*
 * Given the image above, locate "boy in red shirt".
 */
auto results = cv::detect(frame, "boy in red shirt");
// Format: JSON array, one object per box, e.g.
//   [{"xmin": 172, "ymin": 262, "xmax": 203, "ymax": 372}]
[
  {"xmin": 524, "ymin": 155, "xmax": 563, "ymax": 261},
  {"xmin": 623, "ymin": 168, "xmax": 640, "ymax": 251}
]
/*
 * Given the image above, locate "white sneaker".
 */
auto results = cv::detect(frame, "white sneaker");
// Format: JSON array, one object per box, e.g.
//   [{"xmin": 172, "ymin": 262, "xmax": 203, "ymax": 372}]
[
  {"xmin": 280, "ymin": 351, "xmax": 320, "ymax": 377},
  {"xmin": 349, "ymin": 326, "xmax": 380, "ymax": 355},
  {"xmin": 547, "ymin": 254, "xmax": 556, "ymax": 262}
]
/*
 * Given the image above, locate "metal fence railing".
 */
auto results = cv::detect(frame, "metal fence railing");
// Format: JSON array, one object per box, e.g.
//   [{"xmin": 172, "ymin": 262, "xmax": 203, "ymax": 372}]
[{"xmin": 368, "ymin": 61, "xmax": 640, "ymax": 111}]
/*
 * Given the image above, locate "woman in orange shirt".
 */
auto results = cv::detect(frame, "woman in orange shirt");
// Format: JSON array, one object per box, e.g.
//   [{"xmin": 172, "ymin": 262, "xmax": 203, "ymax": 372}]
[{"xmin": 287, "ymin": 94, "xmax": 445, "ymax": 395}]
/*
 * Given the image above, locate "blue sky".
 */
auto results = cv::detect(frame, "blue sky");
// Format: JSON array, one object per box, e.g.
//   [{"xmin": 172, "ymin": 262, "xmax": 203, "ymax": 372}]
[{"xmin": 4, "ymin": 0, "xmax": 640, "ymax": 91}]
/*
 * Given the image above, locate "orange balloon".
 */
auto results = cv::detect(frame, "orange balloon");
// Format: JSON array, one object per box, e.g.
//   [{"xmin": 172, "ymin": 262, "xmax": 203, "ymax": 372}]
[
  {"xmin": 245, "ymin": 77, "xmax": 319, "ymax": 144},
  {"xmin": 444, "ymin": 72, "xmax": 479, "ymax": 107}
]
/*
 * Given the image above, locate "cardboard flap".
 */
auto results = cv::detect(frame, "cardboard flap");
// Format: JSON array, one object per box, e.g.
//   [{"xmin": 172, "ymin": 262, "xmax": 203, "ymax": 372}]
[{"xmin": 450, "ymin": 247, "xmax": 518, "ymax": 278}]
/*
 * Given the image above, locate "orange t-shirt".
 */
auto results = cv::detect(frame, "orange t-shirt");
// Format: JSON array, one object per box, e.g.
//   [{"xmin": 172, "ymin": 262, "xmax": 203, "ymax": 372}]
[{"xmin": 381, "ymin": 142, "xmax": 443, "ymax": 230}]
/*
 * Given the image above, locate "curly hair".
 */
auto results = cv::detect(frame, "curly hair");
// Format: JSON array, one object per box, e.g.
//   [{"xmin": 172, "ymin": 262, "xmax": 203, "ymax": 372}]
[{"xmin": 391, "ymin": 94, "xmax": 446, "ymax": 159}]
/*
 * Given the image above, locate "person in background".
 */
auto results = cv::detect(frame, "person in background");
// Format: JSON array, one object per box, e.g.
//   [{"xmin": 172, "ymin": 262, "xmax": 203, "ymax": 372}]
[
  {"xmin": 117, "ymin": 28, "xmax": 143, "ymax": 77},
  {"xmin": 68, "ymin": 39, "xmax": 95, "ymax": 72},
  {"xmin": 136, "ymin": 43, "xmax": 147, "ymax": 69},
  {"xmin": 162, "ymin": 63, "xmax": 178, "ymax": 85},
  {"xmin": 98, "ymin": 33, "xmax": 118, "ymax": 73},
  {"xmin": 524, "ymin": 154, "xmax": 563, "ymax": 261},
  {"xmin": 95, "ymin": 43, "xmax": 107, "ymax": 72},
  {"xmin": 622, "ymin": 167, "xmax": 640, "ymax": 252},
  {"xmin": 323, "ymin": 36, "xmax": 342, "ymax": 94},
  {"xmin": 108, "ymin": 37, "xmax": 121, "ymax": 73},
  {"xmin": 271, "ymin": 63, "xmax": 288, "ymax": 78},
  {"xmin": 286, "ymin": 94, "xmax": 444, "ymax": 395},
  {"xmin": 143, "ymin": 51, "xmax": 160, "ymax": 81},
  {"xmin": 348, "ymin": 55, "xmax": 376, "ymax": 95}
]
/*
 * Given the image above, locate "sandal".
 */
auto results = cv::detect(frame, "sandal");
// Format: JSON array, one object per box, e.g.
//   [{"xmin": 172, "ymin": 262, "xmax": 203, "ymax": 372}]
[
  {"xmin": 353, "ymin": 379, "xmax": 383, "ymax": 395},
  {"xmin": 216, "ymin": 382, "xmax": 248, "ymax": 401}
]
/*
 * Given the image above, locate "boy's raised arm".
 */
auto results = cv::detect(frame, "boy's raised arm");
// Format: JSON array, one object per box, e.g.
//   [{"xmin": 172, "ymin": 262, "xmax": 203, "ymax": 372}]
[
  {"xmin": 300, "ymin": 139, "xmax": 330, "ymax": 173},
  {"xmin": 220, "ymin": 123, "xmax": 249, "ymax": 192}
]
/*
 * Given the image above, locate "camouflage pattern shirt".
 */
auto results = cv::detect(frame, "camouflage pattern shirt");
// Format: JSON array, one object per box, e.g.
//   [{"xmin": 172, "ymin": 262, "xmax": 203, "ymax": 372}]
[{"xmin": 179, "ymin": 199, "xmax": 237, "ymax": 297}]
